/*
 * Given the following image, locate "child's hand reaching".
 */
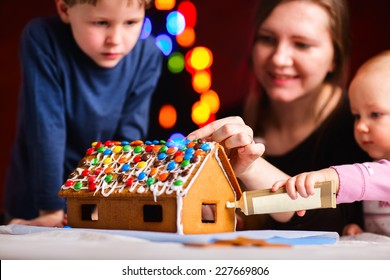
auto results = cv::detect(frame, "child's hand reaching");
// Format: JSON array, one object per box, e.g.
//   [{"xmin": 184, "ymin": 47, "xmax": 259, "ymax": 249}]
[{"xmin": 271, "ymin": 168, "xmax": 341, "ymax": 216}]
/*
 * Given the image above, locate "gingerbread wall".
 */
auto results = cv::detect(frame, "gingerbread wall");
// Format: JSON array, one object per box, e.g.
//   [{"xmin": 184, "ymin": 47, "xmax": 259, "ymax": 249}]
[{"xmin": 1, "ymin": 0, "xmax": 390, "ymax": 221}]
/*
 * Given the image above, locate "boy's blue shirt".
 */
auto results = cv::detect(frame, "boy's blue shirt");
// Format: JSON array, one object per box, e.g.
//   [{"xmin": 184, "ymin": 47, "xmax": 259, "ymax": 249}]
[{"xmin": 5, "ymin": 15, "xmax": 163, "ymax": 219}]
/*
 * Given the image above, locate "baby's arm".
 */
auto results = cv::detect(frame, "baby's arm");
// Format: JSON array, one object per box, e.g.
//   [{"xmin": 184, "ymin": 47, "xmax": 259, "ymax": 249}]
[{"xmin": 272, "ymin": 168, "xmax": 340, "ymax": 200}]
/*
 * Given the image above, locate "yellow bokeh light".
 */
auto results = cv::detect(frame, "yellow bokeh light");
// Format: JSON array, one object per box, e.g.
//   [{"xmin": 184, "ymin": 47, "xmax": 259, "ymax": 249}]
[
  {"xmin": 159, "ymin": 104, "xmax": 177, "ymax": 129},
  {"xmin": 200, "ymin": 89, "xmax": 220, "ymax": 114},
  {"xmin": 191, "ymin": 101, "xmax": 210, "ymax": 125},
  {"xmin": 155, "ymin": 0, "xmax": 176, "ymax": 10},
  {"xmin": 189, "ymin": 46, "xmax": 213, "ymax": 71},
  {"xmin": 192, "ymin": 70, "xmax": 211, "ymax": 93},
  {"xmin": 176, "ymin": 27, "xmax": 196, "ymax": 48}
]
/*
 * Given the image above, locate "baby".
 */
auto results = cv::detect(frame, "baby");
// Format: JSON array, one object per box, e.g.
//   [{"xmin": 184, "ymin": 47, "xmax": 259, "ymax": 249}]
[{"xmin": 272, "ymin": 50, "xmax": 390, "ymax": 236}]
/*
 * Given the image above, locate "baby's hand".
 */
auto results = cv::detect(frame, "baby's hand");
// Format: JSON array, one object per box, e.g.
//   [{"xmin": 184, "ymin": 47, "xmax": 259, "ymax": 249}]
[
  {"xmin": 271, "ymin": 172, "xmax": 316, "ymax": 200},
  {"xmin": 271, "ymin": 176, "xmax": 313, "ymax": 217},
  {"xmin": 272, "ymin": 168, "xmax": 339, "ymax": 200},
  {"xmin": 271, "ymin": 168, "xmax": 340, "ymax": 217}
]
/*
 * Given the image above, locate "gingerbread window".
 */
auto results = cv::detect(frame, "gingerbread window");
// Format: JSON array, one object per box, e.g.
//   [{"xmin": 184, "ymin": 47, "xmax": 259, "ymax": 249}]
[
  {"xmin": 81, "ymin": 204, "xmax": 98, "ymax": 221},
  {"xmin": 201, "ymin": 203, "xmax": 216, "ymax": 223},
  {"xmin": 143, "ymin": 204, "xmax": 163, "ymax": 222}
]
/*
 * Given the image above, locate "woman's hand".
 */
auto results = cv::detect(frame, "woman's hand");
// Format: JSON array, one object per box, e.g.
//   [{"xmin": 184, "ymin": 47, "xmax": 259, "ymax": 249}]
[
  {"xmin": 188, "ymin": 117, "xmax": 297, "ymax": 224},
  {"xmin": 187, "ymin": 116, "xmax": 265, "ymax": 177}
]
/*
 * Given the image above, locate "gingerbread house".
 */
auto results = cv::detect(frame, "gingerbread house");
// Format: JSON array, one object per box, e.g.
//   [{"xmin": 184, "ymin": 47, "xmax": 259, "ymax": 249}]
[{"xmin": 58, "ymin": 139, "xmax": 242, "ymax": 234}]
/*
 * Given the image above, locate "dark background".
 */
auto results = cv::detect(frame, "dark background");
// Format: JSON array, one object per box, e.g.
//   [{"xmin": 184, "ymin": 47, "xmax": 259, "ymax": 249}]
[{"xmin": 1, "ymin": 0, "xmax": 389, "ymax": 220}]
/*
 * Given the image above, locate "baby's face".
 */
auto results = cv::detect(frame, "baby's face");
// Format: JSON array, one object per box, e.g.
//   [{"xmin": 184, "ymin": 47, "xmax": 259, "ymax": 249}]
[
  {"xmin": 349, "ymin": 71, "xmax": 390, "ymax": 160},
  {"xmin": 65, "ymin": 0, "xmax": 145, "ymax": 68}
]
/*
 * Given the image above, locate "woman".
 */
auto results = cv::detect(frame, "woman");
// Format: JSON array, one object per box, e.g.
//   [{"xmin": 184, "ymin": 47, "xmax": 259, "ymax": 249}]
[{"xmin": 188, "ymin": 0, "xmax": 370, "ymax": 235}]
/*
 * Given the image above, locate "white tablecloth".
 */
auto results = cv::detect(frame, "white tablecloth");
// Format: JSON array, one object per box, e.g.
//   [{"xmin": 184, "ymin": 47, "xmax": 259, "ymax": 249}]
[{"xmin": 1, "ymin": 225, "xmax": 389, "ymax": 259}]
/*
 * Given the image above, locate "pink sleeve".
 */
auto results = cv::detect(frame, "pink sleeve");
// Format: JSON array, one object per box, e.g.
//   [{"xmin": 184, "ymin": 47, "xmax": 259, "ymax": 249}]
[{"xmin": 332, "ymin": 159, "xmax": 390, "ymax": 203}]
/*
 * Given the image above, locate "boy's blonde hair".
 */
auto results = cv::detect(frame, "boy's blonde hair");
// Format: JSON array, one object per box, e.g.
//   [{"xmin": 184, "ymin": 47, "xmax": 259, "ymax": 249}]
[{"xmin": 63, "ymin": 0, "xmax": 153, "ymax": 9}]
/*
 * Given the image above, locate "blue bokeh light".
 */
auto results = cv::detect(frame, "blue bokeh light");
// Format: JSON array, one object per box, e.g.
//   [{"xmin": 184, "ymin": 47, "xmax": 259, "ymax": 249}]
[
  {"xmin": 166, "ymin": 11, "xmax": 186, "ymax": 36},
  {"xmin": 155, "ymin": 34, "xmax": 173, "ymax": 56},
  {"xmin": 169, "ymin": 132, "xmax": 185, "ymax": 143},
  {"xmin": 140, "ymin": 17, "xmax": 152, "ymax": 39}
]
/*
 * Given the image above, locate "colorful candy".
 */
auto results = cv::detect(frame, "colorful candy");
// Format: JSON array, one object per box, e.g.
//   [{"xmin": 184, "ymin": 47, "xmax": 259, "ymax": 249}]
[{"xmin": 62, "ymin": 139, "xmax": 214, "ymax": 196}]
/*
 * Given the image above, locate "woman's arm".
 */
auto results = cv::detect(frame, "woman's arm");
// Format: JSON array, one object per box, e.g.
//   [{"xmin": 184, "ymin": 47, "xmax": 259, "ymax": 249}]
[{"xmin": 188, "ymin": 116, "xmax": 294, "ymax": 222}]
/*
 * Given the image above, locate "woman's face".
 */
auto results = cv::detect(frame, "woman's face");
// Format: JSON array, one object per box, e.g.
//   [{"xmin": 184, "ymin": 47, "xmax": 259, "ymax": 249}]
[{"xmin": 252, "ymin": 1, "xmax": 335, "ymax": 103}]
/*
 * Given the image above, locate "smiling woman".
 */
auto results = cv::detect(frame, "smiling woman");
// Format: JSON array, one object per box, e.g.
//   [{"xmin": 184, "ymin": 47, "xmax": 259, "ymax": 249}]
[
  {"xmin": 186, "ymin": 0, "xmax": 372, "ymax": 235},
  {"xmin": 252, "ymin": 2, "xmax": 335, "ymax": 105},
  {"xmin": 249, "ymin": 0, "xmax": 342, "ymax": 155}
]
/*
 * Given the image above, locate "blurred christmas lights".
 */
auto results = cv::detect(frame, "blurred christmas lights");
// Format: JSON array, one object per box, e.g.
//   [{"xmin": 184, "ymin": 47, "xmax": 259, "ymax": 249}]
[
  {"xmin": 166, "ymin": 11, "xmax": 186, "ymax": 35},
  {"xmin": 155, "ymin": 34, "xmax": 173, "ymax": 56},
  {"xmin": 140, "ymin": 17, "xmax": 152, "ymax": 39},
  {"xmin": 140, "ymin": 1, "xmax": 220, "ymax": 132},
  {"xmin": 167, "ymin": 52, "xmax": 185, "ymax": 73},
  {"xmin": 155, "ymin": 0, "xmax": 176, "ymax": 10},
  {"xmin": 159, "ymin": 104, "xmax": 177, "ymax": 129}
]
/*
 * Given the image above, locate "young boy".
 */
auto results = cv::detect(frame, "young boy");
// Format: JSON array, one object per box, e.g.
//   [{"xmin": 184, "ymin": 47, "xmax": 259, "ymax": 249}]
[
  {"xmin": 272, "ymin": 50, "xmax": 390, "ymax": 236},
  {"xmin": 4, "ymin": 0, "xmax": 162, "ymax": 227}
]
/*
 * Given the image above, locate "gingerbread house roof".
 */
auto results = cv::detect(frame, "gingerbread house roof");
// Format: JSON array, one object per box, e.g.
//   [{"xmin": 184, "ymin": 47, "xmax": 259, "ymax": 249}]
[{"xmin": 58, "ymin": 139, "xmax": 241, "ymax": 202}]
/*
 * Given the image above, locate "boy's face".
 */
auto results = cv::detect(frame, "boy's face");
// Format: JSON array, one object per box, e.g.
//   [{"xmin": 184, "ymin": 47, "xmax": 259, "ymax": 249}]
[
  {"xmin": 57, "ymin": 0, "xmax": 145, "ymax": 68},
  {"xmin": 349, "ymin": 69, "xmax": 390, "ymax": 159}
]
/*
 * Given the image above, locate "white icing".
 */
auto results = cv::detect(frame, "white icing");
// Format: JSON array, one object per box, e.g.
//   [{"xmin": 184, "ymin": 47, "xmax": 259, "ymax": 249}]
[{"xmin": 176, "ymin": 195, "xmax": 184, "ymax": 234}]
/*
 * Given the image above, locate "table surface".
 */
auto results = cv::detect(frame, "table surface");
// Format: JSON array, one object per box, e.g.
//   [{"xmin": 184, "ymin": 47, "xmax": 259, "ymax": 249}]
[{"xmin": 1, "ymin": 225, "xmax": 390, "ymax": 260}]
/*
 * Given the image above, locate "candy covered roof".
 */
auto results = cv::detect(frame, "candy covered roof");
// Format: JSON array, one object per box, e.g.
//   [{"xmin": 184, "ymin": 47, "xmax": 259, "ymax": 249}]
[{"xmin": 59, "ymin": 139, "xmax": 241, "ymax": 201}]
